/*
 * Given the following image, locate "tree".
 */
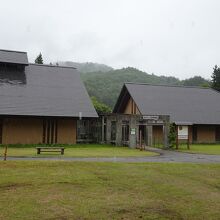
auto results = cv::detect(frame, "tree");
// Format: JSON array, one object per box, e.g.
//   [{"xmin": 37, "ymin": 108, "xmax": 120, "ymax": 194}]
[
  {"xmin": 183, "ymin": 76, "xmax": 210, "ymax": 87},
  {"xmin": 211, "ymin": 65, "xmax": 220, "ymax": 92},
  {"xmin": 91, "ymin": 96, "xmax": 111, "ymax": 114},
  {"xmin": 35, "ymin": 53, "xmax": 43, "ymax": 64},
  {"xmin": 168, "ymin": 123, "xmax": 177, "ymax": 148}
]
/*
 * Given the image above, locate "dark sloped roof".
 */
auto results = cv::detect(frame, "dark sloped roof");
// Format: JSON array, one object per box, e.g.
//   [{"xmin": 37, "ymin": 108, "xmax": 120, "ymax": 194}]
[
  {"xmin": 0, "ymin": 63, "xmax": 97, "ymax": 118},
  {"xmin": 0, "ymin": 49, "xmax": 28, "ymax": 65},
  {"xmin": 114, "ymin": 83, "xmax": 220, "ymax": 124}
]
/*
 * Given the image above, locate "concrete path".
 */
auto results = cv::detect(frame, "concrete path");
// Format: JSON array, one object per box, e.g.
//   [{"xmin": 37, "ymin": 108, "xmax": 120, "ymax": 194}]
[{"xmin": 1, "ymin": 148, "xmax": 220, "ymax": 163}]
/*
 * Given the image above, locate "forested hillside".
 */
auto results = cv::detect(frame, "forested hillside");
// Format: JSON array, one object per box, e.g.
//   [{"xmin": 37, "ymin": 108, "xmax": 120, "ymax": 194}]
[
  {"xmin": 81, "ymin": 67, "xmax": 210, "ymax": 108},
  {"xmin": 60, "ymin": 61, "xmax": 210, "ymax": 109},
  {"xmin": 59, "ymin": 61, "xmax": 113, "ymax": 73}
]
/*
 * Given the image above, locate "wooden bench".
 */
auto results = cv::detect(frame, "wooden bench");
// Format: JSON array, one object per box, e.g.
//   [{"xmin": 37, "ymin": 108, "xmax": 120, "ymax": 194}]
[{"xmin": 36, "ymin": 147, "xmax": 65, "ymax": 155}]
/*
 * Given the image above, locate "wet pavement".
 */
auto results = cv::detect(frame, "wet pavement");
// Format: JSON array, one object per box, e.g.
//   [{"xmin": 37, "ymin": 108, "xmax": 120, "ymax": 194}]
[{"xmin": 1, "ymin": 147, "xmax": 220, "ymax": 163}]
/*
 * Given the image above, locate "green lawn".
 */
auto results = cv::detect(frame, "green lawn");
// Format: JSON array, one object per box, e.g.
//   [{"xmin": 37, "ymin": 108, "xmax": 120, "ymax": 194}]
[
  {"xmin": 177, "ymin": 144, "xmax": 220, "ymax": 155},
  {"xmin": 0, "ymin": 161, "xmax": 219, "ymax": 220},
  {"xmin": 0, "ymin": 144, "xmax": 157, "ymax": 157}
]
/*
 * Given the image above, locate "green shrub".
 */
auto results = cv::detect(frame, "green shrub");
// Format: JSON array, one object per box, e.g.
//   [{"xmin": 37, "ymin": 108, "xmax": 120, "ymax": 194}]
[{"xmin": 168, "ymin": 123, "xmax": 176, "ymax": 148}]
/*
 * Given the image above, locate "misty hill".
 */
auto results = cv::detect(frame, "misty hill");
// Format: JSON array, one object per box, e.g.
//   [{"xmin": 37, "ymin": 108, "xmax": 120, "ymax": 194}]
[
  {"xmin": 81, "ymin": 67, "xmax": 210, "ymax": 108},
  {"xmin": 59, "ymin": 61, "xmax": 113, "ymax": 73},
  {"xmin": 182, "ymin": 76, "xmax": 209, "ymax": 87},
  {"xmin": 60, "ymin": 61, "xmax": 210, "ymax": 109}
]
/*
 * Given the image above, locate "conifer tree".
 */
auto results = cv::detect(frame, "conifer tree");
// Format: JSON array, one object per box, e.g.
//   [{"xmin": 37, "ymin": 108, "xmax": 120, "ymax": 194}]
[
  {"xmin": 35, "ymin": 53, "xmax": 43, "ymax": 64},
  {"xmin": 211, "ymin": 65, "xmax": 220, "ymax": 91}
]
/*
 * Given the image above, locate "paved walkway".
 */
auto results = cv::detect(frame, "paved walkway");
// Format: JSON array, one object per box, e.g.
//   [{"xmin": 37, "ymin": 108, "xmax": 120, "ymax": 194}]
[{"xmin": 1, "ymin": 147, "xmax": 220, "ymax": 163}]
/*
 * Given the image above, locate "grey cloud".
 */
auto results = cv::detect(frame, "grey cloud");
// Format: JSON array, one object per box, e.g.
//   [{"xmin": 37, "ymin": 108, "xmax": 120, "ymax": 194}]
[{"xmin": 0, "ymin": 0, "xmax": 220, "ymax": 79}]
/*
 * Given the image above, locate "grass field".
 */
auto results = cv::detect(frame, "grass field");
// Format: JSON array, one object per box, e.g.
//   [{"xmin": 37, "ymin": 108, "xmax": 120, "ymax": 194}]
[
  {"xmin": 0, "ymin": 144, "xmax": 157, "ymax": 157},
  {"xmin": 177, "ymin": 144, "xmax": 220, "ymax": 155},
  {"xmin": 0, "ymin": 161, "xmax": 219, "ymax": 220}
]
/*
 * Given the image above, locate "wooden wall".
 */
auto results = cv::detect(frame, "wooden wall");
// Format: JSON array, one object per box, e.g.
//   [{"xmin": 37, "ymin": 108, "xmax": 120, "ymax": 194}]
[
  {"xmin": 57, "ymin": 119, "xmax": 76, "ymax": 144},
  {"xmin": 179, "ymin": 125, "xmax": 216, "ymax": 144},
  {"xmin": 152, "ymin": 125, "xmax": 217, "ymax": 145},
  {"xmin": 2, "ymin": 118, "xmax": 43, "ymax": 144},
  {"xmin": 1, "ymin": 117, "xmax": 77, "ymax": 145},
  {"xmin": 123, "ymin": 97, "xmax": 140, "ymax": 115},
  {"xmin": 153, "ymin": 126, "xmax": 163, "ymax": 144},
  {"xmin": 196, "ymin": 125, "xmax": 216, "ymax": 143}
]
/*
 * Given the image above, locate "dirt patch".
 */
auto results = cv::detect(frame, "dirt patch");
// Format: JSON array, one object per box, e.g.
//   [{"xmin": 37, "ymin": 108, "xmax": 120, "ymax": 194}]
[
  {"xmin": 46, "ymin": 216, "xmax": 72, "ymax": 220},
  {"xmin": 112, "ymin": 205, "xmax": 184, "ymax": 219},
  {"xmin": 144, "ymin": 207, "xmax": 184, "ymax": 220},
  {"xmin": 57, "ymin": 181, "xmax": 81, "ymax": 185},
  {"xmin": 56, "ymin": 181, "xmax": 86, "ymax": 189},
  {"xmin": 0, "ymin": 183, "xmax": 32, "ymax": 191},
  {"xmin": 97, "ymin": 175, "xmax": 111, "ymax": 181},
  {"xmin": 115, "ymin": 208, "xmax": 131, "ymax": 214}
]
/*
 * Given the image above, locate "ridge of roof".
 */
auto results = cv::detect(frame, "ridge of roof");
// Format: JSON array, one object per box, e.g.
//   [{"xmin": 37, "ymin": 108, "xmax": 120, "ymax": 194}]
[
  {"xmin": 0, "ymin": 49, "xmax": 27, "ymax": 54},
  {"xmin": 124, "ymin": 82, "xmax": 211, "ymax": 90},
  {"xmin": 29, "ymin": 63, "xmax": 77, "ymax": 69}
]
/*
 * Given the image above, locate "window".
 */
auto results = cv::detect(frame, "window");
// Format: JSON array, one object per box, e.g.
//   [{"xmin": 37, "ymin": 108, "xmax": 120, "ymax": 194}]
[
  {"xmin": 77, "ymin": 120, "xmax": 92, "ymax": 140},
  {"xmin": 122, "ymin": 125, "xmax": 129, "ymax": 142},
  {"xmin": 111, "ymin": 121, "xmax": 117, "ymax": 141},
  {"xmin": 103, "ymin": 117, "xmax": 107, "ymax": 142},
  {"xmin": 43, "ymin": 119, "xmax": 57, "ymax": 144}
]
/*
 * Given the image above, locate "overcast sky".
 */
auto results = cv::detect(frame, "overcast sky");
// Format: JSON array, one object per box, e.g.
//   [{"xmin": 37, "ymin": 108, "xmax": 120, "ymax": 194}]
[{"xmin": 1, "ymin": 0, "xmax": 220, "ymax": 79}]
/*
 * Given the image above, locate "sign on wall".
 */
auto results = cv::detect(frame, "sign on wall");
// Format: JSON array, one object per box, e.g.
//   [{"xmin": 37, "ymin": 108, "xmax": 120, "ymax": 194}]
[
  {"xmin": 141, "ymin": 115, "xmax": 164, "ymax": 125},
  {"xmin": 131, "ymin": 128, "xmax": 136, "ymax": 135},
  {"xmin": 142, "ymin": 115, "xmax": 159, "ymax": 120}
]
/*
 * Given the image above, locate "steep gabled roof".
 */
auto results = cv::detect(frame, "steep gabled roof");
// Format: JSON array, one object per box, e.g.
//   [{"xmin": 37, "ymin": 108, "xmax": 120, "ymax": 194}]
[
  {"xmin": 0, "ymin": 49, "xmax": 28, "ymax": 65},
  {"xmin": 0, "ymin": 63, "xmax": 97, "ymax": 118},
  {"xmin": 113, "ymin": 83, "xmax": 220, "ymax": 124}
]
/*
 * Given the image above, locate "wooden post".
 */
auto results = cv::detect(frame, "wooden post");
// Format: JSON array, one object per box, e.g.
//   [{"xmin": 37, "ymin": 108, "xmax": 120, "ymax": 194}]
[
  {"xmin": 176, "ymin": 125, "xmax": 179, "ymax": 150},
  {"xmin": 37, "ymin": 148, "xmax": 40, "ymax": 154},
  {"xmin": 61, "ymin": 148, "xmax": 64, "ymax": 155},
  {"xmin": 139, "ymin": 129, "xmax": 142, "ymax": 151},
  {"xmin": 187, "ymin": 126, "xmax": 190, "ymax": 150},
  {"xmin": 3, "ymin": 145, "xmax": 7, "ymax": 161},
  {"xmin": 101, "ymin": 116, "xmax": 105, "ymax": 143}
]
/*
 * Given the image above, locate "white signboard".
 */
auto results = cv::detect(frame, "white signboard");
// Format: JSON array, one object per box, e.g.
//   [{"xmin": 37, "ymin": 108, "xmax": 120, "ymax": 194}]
[
  {"xmin": 142, "ymin": 115, "xmax": 159, "ymax": 120},
  {"xmin": 131, "ymin": 128, "xmax": 136, "ymax": 135},
  {"xmin": 178, "ymin": 126, "xmax": 188, "ymax": 140}
]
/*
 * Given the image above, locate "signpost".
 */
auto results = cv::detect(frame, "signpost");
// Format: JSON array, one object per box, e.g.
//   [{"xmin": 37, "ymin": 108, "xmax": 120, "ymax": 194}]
[{"xmin": 176, "ymin": 125, "xmax": 190, "ymax": 149}]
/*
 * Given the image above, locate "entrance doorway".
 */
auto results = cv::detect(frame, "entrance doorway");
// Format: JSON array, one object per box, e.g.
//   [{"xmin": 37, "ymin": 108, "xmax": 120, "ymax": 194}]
[{"xmin": 139, "ymin": 125, "xmax": 147, "ymax": 145}]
